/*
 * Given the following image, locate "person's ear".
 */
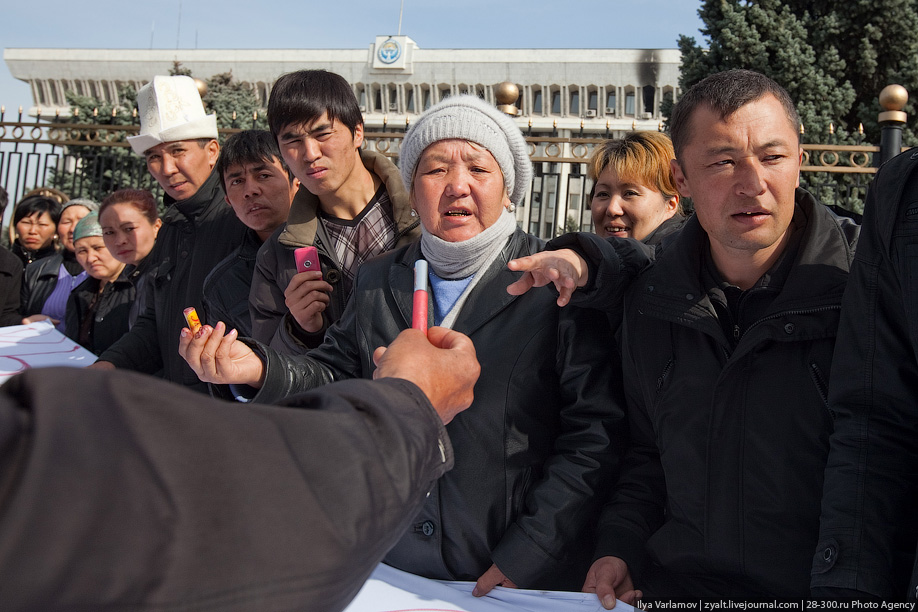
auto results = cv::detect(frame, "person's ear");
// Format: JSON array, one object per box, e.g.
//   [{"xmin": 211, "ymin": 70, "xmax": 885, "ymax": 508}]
[
  {"xmin": 671, "ymin": 159, "xmax": 691, "ymax": 198},
  {"xmin": 353, "ymin": 123, "xmax": 365, "ymax": 149}
]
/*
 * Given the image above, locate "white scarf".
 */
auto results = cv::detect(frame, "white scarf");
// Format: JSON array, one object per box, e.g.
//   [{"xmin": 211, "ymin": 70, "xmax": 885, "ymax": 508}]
[{"xmin": 420, "ymin": 211, "xmax": 518, "ymax": 328}]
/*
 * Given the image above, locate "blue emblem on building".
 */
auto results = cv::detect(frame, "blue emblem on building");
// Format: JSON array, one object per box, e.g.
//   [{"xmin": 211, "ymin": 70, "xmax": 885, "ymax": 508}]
[{"xmin": 378, "ymin": 39, "xmax": 401, "ymax": 65}]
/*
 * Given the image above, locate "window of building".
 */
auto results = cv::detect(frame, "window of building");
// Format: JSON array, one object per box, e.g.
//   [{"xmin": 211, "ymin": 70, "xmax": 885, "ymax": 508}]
[
  {"xmin": 405, "ymin": 87, "xmax": 415, "ymax": 112},
  {"xmin": 569, "ymin": 88, "xmax": 579, "ymax": 115},
  {"xmin": 606, "ymin": 89, "xmax": 616, "ymax": 114},
  {"xmin": 422, "ymin": 86, "xmax": 431, "ymax": 110},
  {"xmin": 551, "ymin": 89, "xmax": 561, "ymax": 114},
  {"xmin": 625, "ymin": 91, "xmax": 635, "ymax": 116},
  {"xmin": 357, "ymin": 86, "xmax": 367, "ymax": 111},
  {"xmin": 588, "ymin": 90, "xmax": 598, "ymax": 111},
  {"xmin": 439, "ymin": 86, "xmax": 451, "ymax": 102},
  {"xmin": 388, "ymin": 85, "xmax": 398, "ymax": 112},
  {"xmin": 374, "ymin": 88, "xmax": 383, "ymax": 113},
  {"xmin": 643, "ymin": 85, "xmax": 655, "ymax": 116},
  {"xmin": 532, "ymin": 87, "xmax": 543, "ymax": 114}
]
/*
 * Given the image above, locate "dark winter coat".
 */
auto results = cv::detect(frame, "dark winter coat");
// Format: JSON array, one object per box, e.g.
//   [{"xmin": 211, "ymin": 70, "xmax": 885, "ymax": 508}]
[
  {"xmin": 248, "ymin": 150, "xmax": 419, "ymax": 354},
  {"xmin": 65, "ymin": 270, "xmax": 135, "ymax": 355},
  {"xmin": 592, "ymin": 190, "xmax": 859, "ymax": 598},
  {"xmin": 0, "ymin": 247, "xmax": 22, "ymax": 326},
  {"xmin": 202, "ymin": 228, "xmax": 261, "ymax": 337},
  {"xmin": 813, "ymin": 149, "xmax": 918, "ymax": 599},
  {"xmin": 97, "ymin": 168, "xmax": 246, "ymax": 391},
  {"xmin": 227, "ymin": 229, "xmax": 625, "ymax": 589}
]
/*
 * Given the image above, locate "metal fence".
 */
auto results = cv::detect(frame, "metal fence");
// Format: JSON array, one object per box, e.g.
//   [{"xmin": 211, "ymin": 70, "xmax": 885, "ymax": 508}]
[{"xmin": 0, "ymin": 114, "xmax": 891, "ymax": 240}]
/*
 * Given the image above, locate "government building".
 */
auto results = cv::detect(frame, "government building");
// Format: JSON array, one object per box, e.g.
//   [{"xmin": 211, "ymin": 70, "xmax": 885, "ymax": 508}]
[{"xmin": 3, "ymin": 37, "xmax": 682, "ymax": 237}]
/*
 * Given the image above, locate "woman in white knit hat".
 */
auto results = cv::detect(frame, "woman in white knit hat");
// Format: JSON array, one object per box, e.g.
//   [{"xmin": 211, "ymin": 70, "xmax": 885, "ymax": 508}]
[{"xmin": 181, "ymin": 95, "xmax": 625, "ymax": 595}]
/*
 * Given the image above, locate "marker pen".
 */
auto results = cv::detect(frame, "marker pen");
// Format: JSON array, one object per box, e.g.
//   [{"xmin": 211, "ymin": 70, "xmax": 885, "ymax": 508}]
[{"xmin": 412, "ymin": 260, "xmax": 429, "ymax": 334}]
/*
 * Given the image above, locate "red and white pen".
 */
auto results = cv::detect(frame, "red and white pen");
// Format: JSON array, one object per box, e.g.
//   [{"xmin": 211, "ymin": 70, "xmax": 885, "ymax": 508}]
[{"xmin": 412, "ymin": 260, "xmax": 429, "ymax": 334}]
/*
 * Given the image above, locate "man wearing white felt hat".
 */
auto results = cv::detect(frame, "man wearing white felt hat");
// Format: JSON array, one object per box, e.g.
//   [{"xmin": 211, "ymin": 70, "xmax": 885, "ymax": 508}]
[{"xmin": 92, "ymin": 75, "xmax": 246, "ymax": 392}]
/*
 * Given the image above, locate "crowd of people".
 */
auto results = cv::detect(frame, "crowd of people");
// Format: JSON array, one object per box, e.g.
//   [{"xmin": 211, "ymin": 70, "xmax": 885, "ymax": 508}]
[{"xmin": 0, "ymin": 67, "xmax": 915, "ymax": 611}]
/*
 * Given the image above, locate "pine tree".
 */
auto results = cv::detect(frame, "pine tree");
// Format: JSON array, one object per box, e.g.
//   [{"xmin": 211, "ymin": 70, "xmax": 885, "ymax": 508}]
[{"xmin": 677, "ymin": 0, "xmax": 918, "ymax": 145}]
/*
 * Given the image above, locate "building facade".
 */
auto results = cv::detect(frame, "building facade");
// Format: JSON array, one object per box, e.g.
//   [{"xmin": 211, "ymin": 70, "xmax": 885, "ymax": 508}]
[{"xmin": 4, "ymin": 37, "xmax": 681, "ymax": 237}]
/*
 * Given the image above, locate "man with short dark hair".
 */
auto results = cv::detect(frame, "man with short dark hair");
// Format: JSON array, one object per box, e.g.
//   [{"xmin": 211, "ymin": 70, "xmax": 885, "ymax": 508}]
[
  {"xmin": 202, "ymin": 130, "xmax": 298, "ymax": 337},
  {"xmin": 510, "ymin": 69, "xmax": 860, "ymax": 602},
  {"xmin": 250, "ymin": 69, "xmax": 420, "ymax": 354},
  {"xmin": 91, "ymin": 75, "xmax": 246, "ymax": 391}
]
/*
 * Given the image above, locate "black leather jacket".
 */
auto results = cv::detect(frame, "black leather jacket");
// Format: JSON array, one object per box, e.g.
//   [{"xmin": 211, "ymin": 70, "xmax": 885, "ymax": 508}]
[
  {"xmin": 225, "ymin": 229, "xmax": 625, "ymax": 589},
  {"xmin": 65, "ymin": 270, "xmax": 135, "ymax": 355}
]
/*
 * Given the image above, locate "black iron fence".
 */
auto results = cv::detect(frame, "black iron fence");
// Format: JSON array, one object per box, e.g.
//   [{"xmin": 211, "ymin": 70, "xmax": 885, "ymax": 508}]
[{"xmin": 0, "ymin": 113, "xmax": 900, "ymax": 241}]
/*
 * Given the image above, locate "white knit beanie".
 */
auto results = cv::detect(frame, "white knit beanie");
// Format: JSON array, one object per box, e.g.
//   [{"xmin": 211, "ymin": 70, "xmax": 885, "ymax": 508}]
[{"xmin": 399, "ymin": 95, "xmax": 532, "ymax": 206}]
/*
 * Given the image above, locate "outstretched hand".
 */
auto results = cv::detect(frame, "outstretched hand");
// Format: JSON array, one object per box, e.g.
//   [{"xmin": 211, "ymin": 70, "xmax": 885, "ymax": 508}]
[
  {"xmin": 178, "ymin": 321, "xmax": 265, "ymax": 388},
  {"xmin": 373, "ymin": 327, "xmax": 480, "ymax": 424},
  {"xmin": 506, "ymin": 248, "xmax": 589, "ymax": 306},
  {"xmin": 582, "ymin": 556, "xmax": 642, "ymax": 609}
]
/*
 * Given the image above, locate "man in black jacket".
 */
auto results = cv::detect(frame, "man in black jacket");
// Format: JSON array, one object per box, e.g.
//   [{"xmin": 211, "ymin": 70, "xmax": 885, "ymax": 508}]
[
  {"xmin": 812, "ymin": 148, "xmax": 918, "ymax": 599},
  {"xmin": 202, "ymin": 130, "xmax": 298, "ymax": 336},
  {"xmin": 0, "ymin": 326, "xmax": 479, "ymax": 612},
  {"xmin": 511, "ymin": 70, "xmax": 859, "ymax": 603},
  {"xmin": 91, "ymin": 75, "xmax": 246, "ymax": 391}
]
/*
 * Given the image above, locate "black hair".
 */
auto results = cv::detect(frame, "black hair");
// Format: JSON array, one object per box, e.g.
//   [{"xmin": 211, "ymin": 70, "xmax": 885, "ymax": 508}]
[
  {"xmin": 216, "ymin": 130, "xmax": 294, "ymax": 191},
  {"xmin": 267, "ymin": 70, "xmax": 363, "ymax": 137},
  {"xmin": 14, "ymin": 194, "xmax": 62, "ymax": 225},
  {"xmin": 670, "ymin": 69, "xmax": 800, "ymax": 159}
]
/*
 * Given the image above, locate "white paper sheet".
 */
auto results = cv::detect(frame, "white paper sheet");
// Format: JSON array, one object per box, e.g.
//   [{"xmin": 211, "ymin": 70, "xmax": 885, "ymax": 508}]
[
  {"xmin": 0, "ymin": 321, "xmax": 97, "ymax": 383},
  {"xmin": 344, "ymin": 563, "xmax": 632, "ymax": 612}
]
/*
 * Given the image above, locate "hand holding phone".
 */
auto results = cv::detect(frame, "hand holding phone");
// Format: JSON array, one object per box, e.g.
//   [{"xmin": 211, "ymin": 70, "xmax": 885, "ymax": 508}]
[{"xmin": 288, "ymin": 246, "xmax": 332, "ymax": 334}]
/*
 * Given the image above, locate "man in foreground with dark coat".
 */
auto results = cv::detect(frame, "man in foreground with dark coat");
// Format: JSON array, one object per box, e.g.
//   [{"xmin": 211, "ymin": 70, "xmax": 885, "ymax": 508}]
[{"xmin": 0, "ymin": 326, "xmax": 479, "ymax": 612}]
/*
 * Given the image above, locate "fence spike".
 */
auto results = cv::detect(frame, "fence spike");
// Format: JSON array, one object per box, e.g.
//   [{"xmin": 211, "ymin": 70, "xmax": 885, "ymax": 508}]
[
  {"xmin": 859, "ymin": 123, "xmax": 864, "ymax": 135},
  {"xmin": 829, "ymin": 122, "xmax": 835, "ymax": 134},
  {"xmin": 92, "ymin": 108, "xmax": 98, "ymax": 117},
  {"xmin": 799, "ymin": 123, "xmax": 805, "ymax": 135},
  {"xmin": 253, "ymin": 111, "xmax": 258, "ymax": 121},
  {"xmin": 232, "ymin": 110, "xmax": 237, "ymax": 120}
]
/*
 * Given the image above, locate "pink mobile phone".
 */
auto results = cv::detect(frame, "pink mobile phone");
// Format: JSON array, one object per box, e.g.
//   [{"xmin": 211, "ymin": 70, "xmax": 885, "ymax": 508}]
[{"xmin": 294, "ymin": 246, "xmax": 321, "ymax": 274}]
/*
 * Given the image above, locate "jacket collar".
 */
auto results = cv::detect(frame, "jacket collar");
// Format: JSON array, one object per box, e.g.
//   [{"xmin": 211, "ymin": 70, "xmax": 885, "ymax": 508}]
[
  {"xmin": 388, "ymin": 229, "xmax": 533, "ymax": 335},
  {"xmin": 161, "ymin": 166, "xmax": 223, "ymax": 223},
  {"xmin": 279, "ymin": 149, "xmax": 413, "ymax": 247},
  {"xmin": 636, "ymin": 188, "xmax": 856, "ymax": 327}
]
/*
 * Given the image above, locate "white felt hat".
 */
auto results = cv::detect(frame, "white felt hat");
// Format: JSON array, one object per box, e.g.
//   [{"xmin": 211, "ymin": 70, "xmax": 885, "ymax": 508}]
[{"xmin": 127, "ymin": 75, "xmax": 218, "ymax": 155}]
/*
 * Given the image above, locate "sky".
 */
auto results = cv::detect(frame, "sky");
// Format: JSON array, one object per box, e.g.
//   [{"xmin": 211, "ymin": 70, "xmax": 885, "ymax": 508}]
[{"xmin": 0, "ymin": 0, "xmax": 705, "ymax": 113}]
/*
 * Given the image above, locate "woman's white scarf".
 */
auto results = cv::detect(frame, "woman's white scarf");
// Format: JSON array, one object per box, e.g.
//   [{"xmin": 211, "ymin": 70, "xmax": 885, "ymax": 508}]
[{"xmin": 420, "ymin": 211, "xmax": 517, "ymax": 329}]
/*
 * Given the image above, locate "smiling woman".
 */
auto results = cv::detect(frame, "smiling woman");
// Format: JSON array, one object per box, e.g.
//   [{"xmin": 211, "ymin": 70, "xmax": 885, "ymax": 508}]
[{"xmin": 588, "ymin": 131, "xmax": 684, "ymax": 245}]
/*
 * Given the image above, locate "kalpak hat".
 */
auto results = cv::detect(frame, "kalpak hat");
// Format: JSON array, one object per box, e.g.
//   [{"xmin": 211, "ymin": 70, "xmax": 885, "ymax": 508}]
[{"xmin": 127, "ymin": 75, "xmax": 217, "ymax": 155}]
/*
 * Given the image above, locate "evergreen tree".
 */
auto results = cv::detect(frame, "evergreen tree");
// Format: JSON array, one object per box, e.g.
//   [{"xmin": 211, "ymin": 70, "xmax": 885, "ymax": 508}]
[
  {"xmin": 677, "ymin": 0, "xmax": 918, "ymax": 145},
  {"xmin": 49, "ymin": 84, "xmax": 158, "ymax": 201}
]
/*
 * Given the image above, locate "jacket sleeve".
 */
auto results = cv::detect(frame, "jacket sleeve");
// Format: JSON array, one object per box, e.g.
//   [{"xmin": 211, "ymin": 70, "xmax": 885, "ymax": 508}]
[
  {"xmin": 811, "ymin": 157, "xmax": 918, "ymax": 599},
  {"xmin": 547, "ymin": 232, "xmax": 653, "ymax": 310},
  {"xmin": 213, "ymin": 286, "xmax": 366, "ymax": 405},
  {"xmin": 0, "ymin": 367, "xmax": 453, "ymax": 611},
  {"xmin": 490, "ymin": 304, "xmax": 626, "ymax": 587},
  {"xmin": 0, "ymin": 253, "xmax": 22, "ymax": 326},
  {"xmin": 96, "ymin": 288, "xmax": 164, "ymax": 374},
  {"xmin": 591, "ymin": 306, "xmax": 667, "ymax": 581}
]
